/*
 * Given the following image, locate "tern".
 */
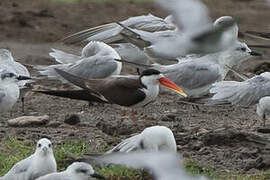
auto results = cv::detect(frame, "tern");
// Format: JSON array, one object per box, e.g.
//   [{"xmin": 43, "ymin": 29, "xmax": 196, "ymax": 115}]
[
  {"xmin": 118, "ymin": 41, "xmax": 261, "ymax": 97},
  {"xmin": 35, "ymin": 41, "xmax": 122, "ymax": 83},
  {"xmin": 257, "ymin": 96, "xmax": 270, "ymax": 126},
  {"xmin": 34, "ymin": 69, "xmax": 187, "ymax": 119},
  {"xmin": 92, "ymin": 152, "xmax": 209, "ymax": 180},
  {"xmin": 0, "ymin": 70, "xmax": 31, "ymax": 113},
  {"xmin": 0, "ymin": 49, "xmax": 31, "ymax": 112},
  {"xmin": 0, "ymin": 138, "xmax": 56, "ymax": 180},
  {"xmin": 107, "ymin": 125, "xmax": 177, "ymax": 153},
  {"xmin": 117, "ymin": 0, "xmax": 236, "ymax": 60},
  {"xmin": 209, "ymin": 72, "xmax": 270, "ymax": 106},
  {"xmin": 62, "ymin": 13, "xmax": 176, "ymax": 44},
  {"xmin": 36, "ymin": 162, "xmax": 105, "ymax": 180}
]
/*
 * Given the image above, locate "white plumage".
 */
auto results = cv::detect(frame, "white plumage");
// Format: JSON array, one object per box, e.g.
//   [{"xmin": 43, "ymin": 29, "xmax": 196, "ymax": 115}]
[
  {"xmin": 107, "ymin": 126, "xmax": 177, "ymax": 153},
  {"xmin": 36, "ymin": 162, "xmax": 104, "ymax": 180},
  {"xmin": 0, "ymin": 138, "xmax": 56, "ymax": 180}
]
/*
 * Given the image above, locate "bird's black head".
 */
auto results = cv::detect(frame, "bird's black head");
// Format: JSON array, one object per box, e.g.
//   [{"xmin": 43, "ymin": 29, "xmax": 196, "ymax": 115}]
[{"xmin": 140, "ymin": 69, "xmax": 161, "ymax": 77}]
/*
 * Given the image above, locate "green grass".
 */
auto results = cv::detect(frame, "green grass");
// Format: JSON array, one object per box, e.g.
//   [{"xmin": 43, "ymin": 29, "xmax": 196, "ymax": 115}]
[{"xmin": 1, "ymin": 137, "xmax": 270, "ymax": 180}]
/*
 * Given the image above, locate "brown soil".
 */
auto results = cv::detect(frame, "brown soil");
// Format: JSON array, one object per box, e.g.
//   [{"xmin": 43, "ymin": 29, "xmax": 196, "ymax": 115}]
[{"xmin": 1, "ymin": 0, "xmax": 270, "ymax": 173}]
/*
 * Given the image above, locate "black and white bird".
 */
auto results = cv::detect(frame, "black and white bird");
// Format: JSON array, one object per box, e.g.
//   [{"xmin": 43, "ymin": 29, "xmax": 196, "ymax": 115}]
[
  {"xmin": 36, "ymin": 162, "xmax": 105, "ymax": 180},
  {"xmin": 0, "ymin": 49, "xmax": 32, "ymax": 112},
  {"xmin": 0, "ymin": 138, "xmax": 57, "ymax": 180},
  {"xmin": 0, "ymin": 70, "xmax": 31, "ymax": 113},
  {"xmin": 34, "ymin": 69, "xmax": 187, "ymax": 118},
  {"xmin": 107, "ymin": 125, "xmax": 177, "ymax": 153}
]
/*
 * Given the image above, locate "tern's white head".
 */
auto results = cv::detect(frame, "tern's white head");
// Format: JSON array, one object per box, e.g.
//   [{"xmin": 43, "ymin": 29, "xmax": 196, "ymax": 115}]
[
  {"xmin": 66, "ymin": 162, "xmax": 105, "ymax": 180},
  {"xmin": 260, "ymin": 72, "xmax": 270, "ymax": 80},
  {"xmin": 213, "ymin": 16, "xmax": 239, "ymax": 51},
  {"xmin": 0, "ymin": 49, "xmax": 13, "ymax": 61},
  {"xmin": 35, "ymin": 138, "xmax": 54, "ymax": 156},
  {"xmin": 214, "ymin": 16, "xmax": 238, "ymax": 38},
  {"xmin": 81, "ymin": 41, "xmax": 120, "ymax": 59},
  {"xmin": 140, "ymin": 126, "xmax": 177, "ymax": 152},
  {"xmin": 139, "ymin": 69, "xmax": 187, "ymax": 97},
  {"xmin": 0, "ymin": 71, "xmax": 31, "ymax": 84},
  {"xmin": 218, "ymin": 41, "xmax": 261, "ymax": 68}
]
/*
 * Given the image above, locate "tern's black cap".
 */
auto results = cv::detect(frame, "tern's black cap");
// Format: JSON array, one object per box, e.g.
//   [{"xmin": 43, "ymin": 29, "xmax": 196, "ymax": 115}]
[{"xmin": 140, "ymin": 69, "xmax": 161, "ymax": 77}]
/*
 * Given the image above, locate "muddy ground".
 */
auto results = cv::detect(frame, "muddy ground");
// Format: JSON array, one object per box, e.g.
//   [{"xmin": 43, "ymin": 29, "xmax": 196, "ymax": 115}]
[{"xmin": 1, "ymin": 0, "xmax": 270, "ymax": 174}]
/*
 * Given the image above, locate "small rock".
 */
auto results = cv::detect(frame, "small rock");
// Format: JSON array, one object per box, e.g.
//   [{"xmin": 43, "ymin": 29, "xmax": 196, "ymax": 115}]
[
  {"xmin": 47, "ymin": 121, "xmax": 61, "ymax": 127},
  {"xmin": 161, "ymin": 114, "xmax": 175, "ymax": 121},
  {"xmin": 8, "ymin": 115, "xmax": 49, "ymax": 127},
  {"xmin": 64, "ymin": 114, "xmax": 80, "ymax": 125}
]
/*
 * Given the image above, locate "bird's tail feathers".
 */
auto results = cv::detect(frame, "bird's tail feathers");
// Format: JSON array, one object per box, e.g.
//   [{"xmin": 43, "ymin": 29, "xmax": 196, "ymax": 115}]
[
  {"xmin": 114, "ymin": 58, "xmax": 152, "ymax": 68},
  {"xmin": 49, "ymin": 48, "xmax": 80, "ymax": 64},
  {"xmin": 61, "ymin": 23, "xmax": 120, "ymax": 44},
  {"xmin": 33, "ymin": 89, "xmax": 107, "ymax": 103},
  {"xmin": 117, "ymin": 22, "xmax": 151, "ymax": 48},
  {"xmin": 106, "ymin": 134, "xmax": 141, "ymax": 154},
  {"xmin": 209, "ymin": 81, "xmax": 245, "ymax": 105}
]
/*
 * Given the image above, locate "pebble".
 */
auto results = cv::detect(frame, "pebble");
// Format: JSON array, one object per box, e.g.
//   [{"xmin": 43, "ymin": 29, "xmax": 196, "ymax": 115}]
[
  {"xmin": 8, "ymin": 115, "xmax": 49, "ymax": 127},
  {"xmin": 64, "ymin": 114, "xmax": 80, "ymax": 125}
]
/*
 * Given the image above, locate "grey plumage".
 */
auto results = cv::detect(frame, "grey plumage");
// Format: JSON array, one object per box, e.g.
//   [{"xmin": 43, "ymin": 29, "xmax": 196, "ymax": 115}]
[
  {"xmin": 210, "ymin": 72, "xmax": 270, "ymax": 106},
  {"xmin": 62, "ymin": 14, "xmax": 176, "ymax": 44},
  {"xmin": 35, "ymin": 41, "xmax": 122, "ymax": 83}
]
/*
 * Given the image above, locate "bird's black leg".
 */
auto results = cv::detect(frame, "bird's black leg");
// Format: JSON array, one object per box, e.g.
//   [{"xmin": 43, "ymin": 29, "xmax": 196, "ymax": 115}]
[
  {"xmin": 88, "ymin": 101, "xmax": 94, "ymax": 107},
  {"xmin": 136, "ymin": 68, "xmax": 141, "ymax": 75},
  {"xmin": 21, "ymin": 97, "xmax": 25, "ymax": 113}
]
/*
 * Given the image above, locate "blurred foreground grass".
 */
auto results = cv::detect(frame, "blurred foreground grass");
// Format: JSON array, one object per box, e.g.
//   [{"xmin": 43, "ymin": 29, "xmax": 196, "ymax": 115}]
[{"xmin": 0, "ymin": 137, "xmax": 270, "ymax": 180}]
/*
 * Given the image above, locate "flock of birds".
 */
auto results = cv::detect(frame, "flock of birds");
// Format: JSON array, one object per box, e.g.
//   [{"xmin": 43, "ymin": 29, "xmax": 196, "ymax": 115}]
[{"xmin": 1, "ymin": 0, "xmax": 270, "ymax": 179}]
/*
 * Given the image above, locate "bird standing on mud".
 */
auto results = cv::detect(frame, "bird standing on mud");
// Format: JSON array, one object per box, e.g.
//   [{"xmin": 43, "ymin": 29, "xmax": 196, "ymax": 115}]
[{"xmin": 34, "ymin": 68, "xmax": 187, "ymax": 119}]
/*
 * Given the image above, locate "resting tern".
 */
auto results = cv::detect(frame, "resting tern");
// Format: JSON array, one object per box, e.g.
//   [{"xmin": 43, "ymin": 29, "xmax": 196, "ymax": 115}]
[
  {"xmin": 35, "ymin": 41, "xmax": 122, "ymax": 83},
  {"xmin": 119, "ymin": 41, "xmax": 261, "ymax": 97},
  {"xmin": 209, "ymin": 72, "xmax": 270, "ymax": 106},
  {"xmin": 62, "ymin": 14, "xmax": 176, "ymax": 44},
  {"xmin": 36, "ymin": 162, "xmax": 105, "ymax": 180},
  {"xmin": 0, "ymin": 70, "xmax": 31, "ymax": 113},
  {"xmin": 107, "ymin": 125, "xmax": 177, "ymax": 153},
  {"xmin": 0, "ymin": 138, "xmax": 56, "ymax": 180}
]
